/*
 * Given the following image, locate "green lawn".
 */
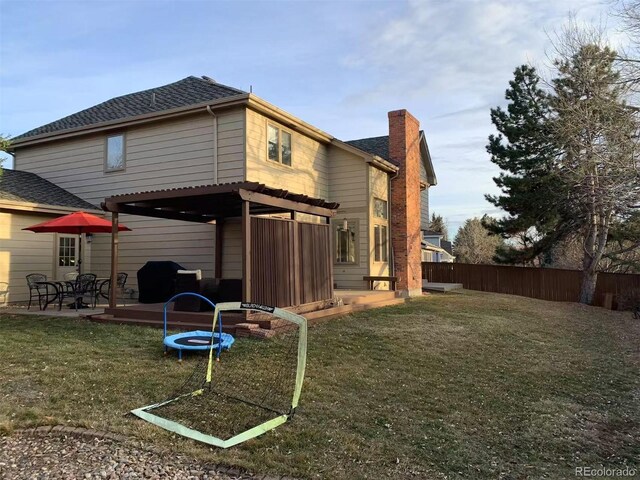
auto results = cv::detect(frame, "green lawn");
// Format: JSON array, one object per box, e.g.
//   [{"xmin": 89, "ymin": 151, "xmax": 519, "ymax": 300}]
[{"xmin": 1, "ymin": 291, "xmax": 639, "ymax": 479}]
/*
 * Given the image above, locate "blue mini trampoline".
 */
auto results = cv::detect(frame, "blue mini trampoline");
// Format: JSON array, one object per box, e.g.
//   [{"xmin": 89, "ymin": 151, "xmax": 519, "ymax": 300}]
[{"xmin": 162, "ymin": 293, "xmax": 235, "ymax": 360}]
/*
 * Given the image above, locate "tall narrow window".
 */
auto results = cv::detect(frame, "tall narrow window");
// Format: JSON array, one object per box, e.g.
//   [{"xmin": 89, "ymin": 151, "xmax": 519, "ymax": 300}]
[
  {"xmin": 281, "ymin": 130, "xmax": 292, "ymax": 166},
  {"xmin": 106, "ymin": 134, "xmax": 125, "ymax": 172},
  {"xmin": 373, "ymin": 198, "xmax": 388, "ymax": 262},
  {"xmin": 266, "ymin": 124, "xmax": 293, "ymax": 165},
  {"xmin": 335, "ymin": 220, "xmax": 357, "ymax": 264},
  {"xmin": 267, "ymin": 125, "xmax": 279, "ymax": 162},
  {"xmin": 374, "ymin": 224, "xmax": 388, "ymax": 262}
]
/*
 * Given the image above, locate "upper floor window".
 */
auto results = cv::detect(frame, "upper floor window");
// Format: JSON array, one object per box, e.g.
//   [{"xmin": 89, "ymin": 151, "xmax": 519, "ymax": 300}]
[
  {"xmin": 373, "ymin": 198, "xmax": 388, "ymax": 219},
  {"xmin": 267, "ymin": 124, "xmax": 292, "ymax": 166},
  {"xmin": 105, "ymin": 134, "xmax": 125, "ymax": 172}
]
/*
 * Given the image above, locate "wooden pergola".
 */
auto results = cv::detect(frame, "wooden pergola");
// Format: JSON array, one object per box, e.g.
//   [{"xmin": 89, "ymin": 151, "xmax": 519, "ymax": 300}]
[{"xmin": 102, "ymin": 182, "xmax": 338, "ymax": 309}]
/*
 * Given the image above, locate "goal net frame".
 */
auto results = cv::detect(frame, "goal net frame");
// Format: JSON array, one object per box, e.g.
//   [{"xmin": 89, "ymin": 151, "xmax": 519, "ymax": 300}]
[{"xmin": 130, "ymin": 301, "xmax": 307, "ymax": 448}]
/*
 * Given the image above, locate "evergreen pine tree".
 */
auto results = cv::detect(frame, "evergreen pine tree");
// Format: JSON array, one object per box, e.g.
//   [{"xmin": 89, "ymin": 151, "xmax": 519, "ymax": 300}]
[{"xmin": 485, "ymin": 65, "xmax": 569, "ymax": 264}]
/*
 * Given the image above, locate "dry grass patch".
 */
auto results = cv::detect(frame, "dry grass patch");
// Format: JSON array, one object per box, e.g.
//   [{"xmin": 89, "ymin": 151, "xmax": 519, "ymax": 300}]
[{"xmin": 1, "ymin": 290, "xmax": 639, "ymax": 479}]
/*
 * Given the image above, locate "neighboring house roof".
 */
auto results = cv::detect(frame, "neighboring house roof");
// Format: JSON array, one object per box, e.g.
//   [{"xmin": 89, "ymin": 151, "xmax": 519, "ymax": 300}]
[
  {"xmin": 422, "ymin": 240, "xmax": 447, "ymax": 253},
  {"xmin": 345, "ymin": 130, "xmax": 437, "ymax": 185},
  {"xmin": 441, "ymin": 240, "xmax": 454, "ymax": 256},
  {"xmin": 422, "ymin": 229, "xmax": 443, "ymax": 237},
  {"xmin": 13, "ymin": 76, "xmax": 247, "ymax": 141},
  {"xmin": 0, "ymin": 169, "xmax": 98, "ymax": 210}
]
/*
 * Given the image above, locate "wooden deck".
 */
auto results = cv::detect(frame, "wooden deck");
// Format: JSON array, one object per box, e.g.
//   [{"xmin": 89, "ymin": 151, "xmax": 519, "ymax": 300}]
[
  {"xmin": 88, "ymin": 289, "xmax": 405, "ymax": 337},
  {"xmin": 422, "ymin": 282, "xmax": 463, "ymax": 292}
]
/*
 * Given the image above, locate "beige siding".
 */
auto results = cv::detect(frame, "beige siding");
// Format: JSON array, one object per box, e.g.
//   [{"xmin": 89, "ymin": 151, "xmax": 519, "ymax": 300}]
[
  {"xmin": 0, "ymin": 212, "xmax": 56, "ymax": 304},
  {"xmin": 327, "ymin": 146, "xmax": 369, "ymax": 290},
  {"xmin": 369, "ymin": 166, "xmax": 390, "ymax": 288},
  {"xmin": 217, "ymin": 110, "xmax": 246, "ymax": 182},
  {"xmin": 245, "ymin": 109, "xmax": 329, "ymax": 198},
  {"xmin": 221, "ymin": 219, "xmax": 242, "ymax": 279},
  {"xmin": 14, "ymin": 111, "xmax": 246, "ymax": 291}
]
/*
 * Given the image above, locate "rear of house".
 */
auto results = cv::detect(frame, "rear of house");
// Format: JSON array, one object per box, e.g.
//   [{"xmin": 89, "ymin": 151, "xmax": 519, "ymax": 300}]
[{"xmin": 3, "ymin": 76, "xmax": 437, "ymax": 306}]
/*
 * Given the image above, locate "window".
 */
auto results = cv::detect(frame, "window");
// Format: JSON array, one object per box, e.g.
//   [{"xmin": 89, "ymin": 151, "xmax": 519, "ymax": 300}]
[
  {"xmin": 58, "ymin": 237, "xmax": 77, "ymax": 267},
  {"xmin": 373, "ymin": 198, "xmax": 388, "ymax": 262},
  {"xmin": 267, "ymin": 124, "xmax": 292, "ymax": 166},
  {"xmin": 373, "ymin": 198, "xmax": 388, "ymax": 219},
  {"xmin": 106, "ymin": 134, "xmax": 125, "ymax": 171},
  {"xmin": 334, "ymin": 220, "xmax": 357, "ymax": 264},
  {"xmin": 374, "ymin": 224, "xmax": 388, "ymax": 262}
]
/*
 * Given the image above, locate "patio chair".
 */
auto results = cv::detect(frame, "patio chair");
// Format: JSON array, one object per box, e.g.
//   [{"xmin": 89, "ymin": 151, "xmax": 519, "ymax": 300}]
[
  {"xmin": 0, "ymin": 282, "xmax": 8, "ymax": 305},
  {"xmin": 59, "ymin": 273, "xmax": 97, "ymax": 311},
  {"xmin": 63, "ymin": 272, "xmax": 79, "ymax": 282},
  {"xmin": 96, "ymin": 272, "xmax": 131, "ymax": 306},
  {"xmin": 26, "ymin": 273, "xmax": 50, "ymax": 310}
]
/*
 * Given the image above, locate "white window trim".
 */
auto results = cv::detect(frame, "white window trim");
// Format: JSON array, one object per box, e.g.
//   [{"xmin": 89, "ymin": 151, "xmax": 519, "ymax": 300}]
[
  {"xmin": 373, "ymin": 223, "xmax": 389, "ymax": 263},
  {"xmin": 266, "ymin": 123, "xmax": 293, "ymax": 167},
  {"xmin": 104, "ymin": 133, "xmax": 126, "ymax": 173},
  {"xmin": 373, "ymin": 197, "xmax": 388, "ymax": 220}
]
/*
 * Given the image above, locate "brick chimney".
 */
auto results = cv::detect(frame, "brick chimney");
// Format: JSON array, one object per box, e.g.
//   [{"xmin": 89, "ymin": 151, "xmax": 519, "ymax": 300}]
[{"xmin": 388, "ymin": 109, "xmax": 422, "ymax": 297}]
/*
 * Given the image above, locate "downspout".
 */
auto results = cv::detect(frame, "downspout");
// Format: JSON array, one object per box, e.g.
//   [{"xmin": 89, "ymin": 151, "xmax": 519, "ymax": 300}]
[{"xmin": 206, "ymin": 106, "xmax": 218, "ymax": 184}]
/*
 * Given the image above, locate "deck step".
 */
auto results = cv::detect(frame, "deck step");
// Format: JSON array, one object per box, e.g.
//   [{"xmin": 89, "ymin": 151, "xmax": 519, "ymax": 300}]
[
  {"xmin": 340, "ymin": 290, "xmax": 398, "ymax": 305},
  {"xmin": 90, "ymin": 296, "xmax": 407, "ymax": 335}
]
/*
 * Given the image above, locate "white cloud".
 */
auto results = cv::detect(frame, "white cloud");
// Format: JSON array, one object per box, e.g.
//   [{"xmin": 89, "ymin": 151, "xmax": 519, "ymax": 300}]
[{"xmin": 338, "ymin": 0, "xmax": 622, "ymax": 234}]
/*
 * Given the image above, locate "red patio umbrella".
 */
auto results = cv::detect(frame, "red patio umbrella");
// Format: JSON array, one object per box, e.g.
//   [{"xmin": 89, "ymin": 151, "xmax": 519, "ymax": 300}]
[{"xmin": 23, "ymin": 211, "xmax": 131, "ymax": 273}]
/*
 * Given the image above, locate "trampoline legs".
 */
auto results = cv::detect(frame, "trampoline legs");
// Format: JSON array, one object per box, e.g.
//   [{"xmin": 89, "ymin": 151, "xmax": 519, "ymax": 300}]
[{"xmin": 178, "ymin": 350, "xmax": 182, "ymax": 361}]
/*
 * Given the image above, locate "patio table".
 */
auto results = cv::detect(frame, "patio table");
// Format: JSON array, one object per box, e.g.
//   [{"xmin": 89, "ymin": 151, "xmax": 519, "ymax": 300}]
[
  {"xmin": 34, "ymin": 281, "xmax": 64, "ymax": 311},
  {"xmin": 36, "ymin": 277, "xmax": 98, "ymax": 310}
]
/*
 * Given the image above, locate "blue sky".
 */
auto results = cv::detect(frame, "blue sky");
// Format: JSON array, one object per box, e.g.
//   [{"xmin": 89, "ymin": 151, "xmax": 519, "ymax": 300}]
[{"xmin": 0, "ymin": 0, "xmax": 618, "ymax": 235}]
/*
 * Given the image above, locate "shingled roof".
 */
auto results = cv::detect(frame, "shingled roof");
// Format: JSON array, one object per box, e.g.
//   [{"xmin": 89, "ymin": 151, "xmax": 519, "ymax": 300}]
[
  {"xmin": 14, "ymin": 76, "xmax": 247, "ymax": 140},
  {"xmin": 345, "ymin": 135, "xmax": 391, "ymax": 163},
  {"xmin": 346, "ymin": 130, "xmax": 437, "ymax": 185},
  {"xmin": 0, "ymin": 169, "xmax": 98, "ymax": 210}
]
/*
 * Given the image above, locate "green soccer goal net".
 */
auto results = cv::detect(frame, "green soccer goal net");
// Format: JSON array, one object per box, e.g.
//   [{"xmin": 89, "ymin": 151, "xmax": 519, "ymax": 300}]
[{"xmin": 131, "ymin": 302, "xmax": 307, "ymax": 448}]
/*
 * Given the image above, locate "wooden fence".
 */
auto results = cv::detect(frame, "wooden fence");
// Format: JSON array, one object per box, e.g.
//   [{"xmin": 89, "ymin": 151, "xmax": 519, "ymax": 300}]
[{"xmin": 422, "ymin": 262, "xmax": 640, "ymax": 308}]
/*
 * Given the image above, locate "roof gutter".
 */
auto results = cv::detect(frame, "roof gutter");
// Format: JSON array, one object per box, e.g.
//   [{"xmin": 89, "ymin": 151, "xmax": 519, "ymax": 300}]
[
  {"xmin": 331, "ymin": 139, "xmax": 399, "ymax": 174},
  {"xmin": 9, "ymin": 94, "xmax": 251, "ymax": 151},
  {"xmin": 0, "ymin": 199, "xmax": 103, "ymax": 215},
  {"xmin": 246, "ymin": 94, "xmax": 333, "ymax": 143}
]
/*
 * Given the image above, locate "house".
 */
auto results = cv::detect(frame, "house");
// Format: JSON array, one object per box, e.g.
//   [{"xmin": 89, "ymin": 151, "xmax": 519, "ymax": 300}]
[
  {"xmin": 0, "ymin": 169, "xmax": 102, "ymax": 302},
  {"xmin": 422, "ymin": 230, "xmax": 455, "ymax": 263},
  {"xmin": 2, "ymin": 76, "xmax": 437, "ymax": 306}
]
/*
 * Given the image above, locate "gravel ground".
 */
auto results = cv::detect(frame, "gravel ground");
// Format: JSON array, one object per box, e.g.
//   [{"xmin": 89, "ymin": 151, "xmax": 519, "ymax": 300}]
[{"xmin": 0, "ymin": 433, "xmax": 256, "ymax": 480}]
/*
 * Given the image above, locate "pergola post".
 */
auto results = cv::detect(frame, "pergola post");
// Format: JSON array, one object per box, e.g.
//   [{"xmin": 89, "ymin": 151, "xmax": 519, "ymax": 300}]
[
  {"xmin": 109, "ymin": 212, "xmax": 119, "ymax": 308},
  {"xmin": 327, "ymin": 216, "xmax": 334, "ymax": 299},
  {"xmin": 241, "ymin": 201, "xmax": 251, "ymax": 302},
  {"xmin": 292, "ymin": 212, "xmax": 301, "ymax": 306}
]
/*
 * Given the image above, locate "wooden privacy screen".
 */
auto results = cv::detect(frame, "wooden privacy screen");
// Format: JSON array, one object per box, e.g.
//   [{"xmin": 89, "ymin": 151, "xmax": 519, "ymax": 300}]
[
  {"xmin": 298, "ymin": 222, "xmax": 332, "ymax": 305},
  {"xmin": 251, "ymin": 217, "xmax": 332, "ymax": 307},
  {"xmin": 422, "ymin": 262, "xmax": 640, "ymax": 308}
]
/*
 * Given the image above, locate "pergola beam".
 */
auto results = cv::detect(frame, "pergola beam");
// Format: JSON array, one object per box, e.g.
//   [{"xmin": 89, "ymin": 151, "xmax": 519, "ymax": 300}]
[
  {"xmin": 238, "ymin": 189, "xmax": 336, "ymax": 218},
  {"xmin": 103, "ymin": 202, "xmax": 212, "ymax": 223}
]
